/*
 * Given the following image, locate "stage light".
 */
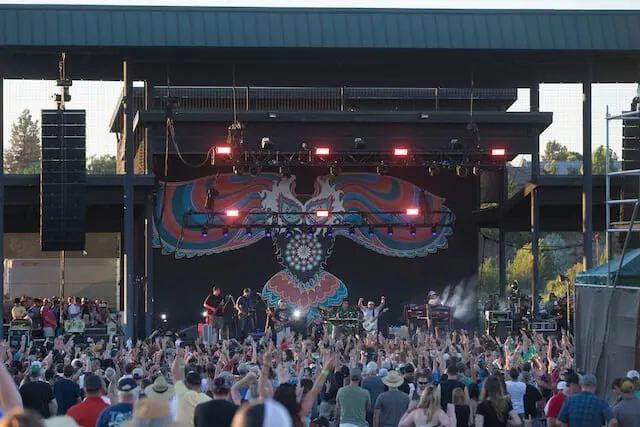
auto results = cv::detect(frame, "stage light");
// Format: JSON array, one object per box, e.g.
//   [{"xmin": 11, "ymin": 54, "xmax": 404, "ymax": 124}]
[
  {"xmin": 367, "ymin": 225, "xmax": 375, "ymax": 237},
  {"xmin": 306, "ymin": 226, "xmax": 314, "ymax": 238},
  {"xmin": 491, "ymin": 148, "xmax": 506, "ymax": 157},
  {"xmin": 216, "ymin": 146, "xmax": 232, "ymax": 155},
  {"xmin": 261, "ymin": 137, "xmax": 274, "ymax": 150},
  {"xmin": 226, "ymin": 209, "xmax": 239, "ymax": 217},
  {"xmin": 201, "ymin": 226, "xmax": 208, "ymax": 238},
  {"xmin": 202, "ymin": 311, "xmax": 208, "ymax": 318},
  {"xmin": 387, "ymin": 225, "xmax": 393, "ymax": 236},
  {"xmin": 285, "ymin": 228, "xmax": 293, "ymax": 238},
  {"xmin": 326, "ymin": 227, "xmax": 334, "ymax": 238},
  {"xmin": 245, "ymin": 226, "xmax": 253, "ymax": 238},
  {"xmin": 316, "ymin": 210, "xmax": 329, "ymax": 217},
  {"xmin": 293, "ymin": 309, "xmax": 301, "ymax": 319},
  {"xmin": 160, "ymin": 313, "xmax": 167, "ymax": 321},
  {"xmin": 432, "ymin": 229, "xmax": 438, "ymax": 237},
  {"xmin": 394, "ymin": 148, "xmax": 409, "ymax": 156},
  {"xmin": 456, "ymin": 166, "xmax": 468, "ymax": 177},
  {"xmin": 348, "ymin": 225, "xmax": 356, "ymax": 236},
  {"xmin": 265, "ymin": 227, "xmax": 272, "ymax": 238},
  {"xmin": 409, "ymin": 225, "xmax": 417, "ymax": 236},
  {"xmin": 222, "ymin": 226, "xmax": 230, "ymax": 238},
  {"xmin": 406, "ymin": 208, "xmax": 419, "ymax": 216},
  {"xmin": 354, "ymin": 137, "xmax": 365, "ymax": 149},
  {"xmin": 315, "ymin": 147, "xmax": 330, "ymax": 156}
]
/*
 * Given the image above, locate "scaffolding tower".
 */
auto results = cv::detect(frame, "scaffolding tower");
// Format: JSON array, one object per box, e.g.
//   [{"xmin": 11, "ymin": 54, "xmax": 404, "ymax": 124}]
[{"xmin": 605, "ymin": 105, "xmax": 640, "ymax": 286}]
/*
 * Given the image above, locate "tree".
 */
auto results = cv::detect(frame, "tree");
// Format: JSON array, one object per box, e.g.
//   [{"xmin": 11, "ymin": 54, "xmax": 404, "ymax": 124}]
[
  {"xmin": 566, "ymin": 151, "xmax": 583, "ymax": 161},
  {"xmin": 479, "ymin": 257, "xmax": 500, "ymax": 296},
  {"xmin": 543, "ymin": 161, "xmax": 558, "ymax": 175},
  {"xmin": 543, "ymin": 140, "xmax": 568, "ymax": 161},
  {"xmin": 543, "ymin": 233, "xmax": 573, "ymax": 273},
  {"xmin": 566, "ymin": 166, "xmax": 581, "ymax": 176},
  {"xmin": 4, "ymin": 109, "xmax": 40, "ymax": 174},
  {"xmin": 507, "ymin": 239, "xmax": 559, "ymax": 295},
  {"xmin": 87, "ymin": 154, "xmax": 117, "ymax": 174},
  {"xmin": 507, "ymin": 176, "xmax": 520, "ymax": 198},
  {"xmin": 543, "ymin": 262, "xmax": 583, "ymax": 301},
  {"xmin": 589, "ymin": 145, "xmax": 619, "ymax": 175}
]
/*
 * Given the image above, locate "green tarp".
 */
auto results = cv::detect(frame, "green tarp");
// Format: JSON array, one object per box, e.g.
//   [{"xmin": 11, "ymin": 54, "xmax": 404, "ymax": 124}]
[{"xmin": 575, "ymin": 248, "xmax": 640, "ymax": 287}]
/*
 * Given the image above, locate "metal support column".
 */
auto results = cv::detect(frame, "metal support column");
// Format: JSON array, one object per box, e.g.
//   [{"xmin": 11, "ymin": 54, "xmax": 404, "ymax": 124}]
[
  {"xmin": 583, "ymin": 70, "xmax": 594, "ymax": 270},
  {"xmin": 0, "ymin": 77, "xmax": 4, "ymax": 338},
  {"xmin": 144, "ymin": 81, "xmax": 154, "ymax": 336},
  {"xmin": 530, "ymin": 83, "xmax": 540, "ymax": 181},
  {"xmin": 531, "ymin": 187, "xmax": 540, "ymax": 313},
  {"xmin": 498, "ymin": 165, "xmax": 507, "ymax": 298},
  {"xmin": 123, "ymin": 62, "xmax": 136, "ymax": 340}
]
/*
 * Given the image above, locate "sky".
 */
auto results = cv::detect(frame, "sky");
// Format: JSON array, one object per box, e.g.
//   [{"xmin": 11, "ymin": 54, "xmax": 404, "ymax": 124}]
[{"xmin": 2, "ymin": 0, "xmax": 639, "ymax": 158}]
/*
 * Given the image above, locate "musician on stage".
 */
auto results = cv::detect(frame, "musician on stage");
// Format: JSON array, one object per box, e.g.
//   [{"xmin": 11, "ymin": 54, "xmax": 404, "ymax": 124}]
[
  {"xmin": 235, "ymin": 288, "xmax": 255, "ymax": 341},
  {"xmin": 267, "ymin": 299, "xmax": 292, "ymax": 347},
  {"xmin": 358, "ymin": 296, "xmax": 385, "ymax": 335},
  {"xmin": 427, "ymin": 291, "xmax": 441, "ymax": 306},
  {"xmin": 333, "ymin": 299, "xmax": 357, "ymax": 339},
  {"xmin": 203, "ymin": 286, "xmax": 226, "ymax": 344}
]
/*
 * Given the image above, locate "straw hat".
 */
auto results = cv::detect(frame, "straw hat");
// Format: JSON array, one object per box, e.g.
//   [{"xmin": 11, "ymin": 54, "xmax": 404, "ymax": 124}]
[
  {"xmin": 122, "ymin": 399, "xmax": 181, "ymax": 427},
  {"xmin": 144, "ymin": 375, "xmax": 175, "ymax": 401},
  {"xmin": 382, "ymin": 370, "xmax": 404, "ymax": 388}
]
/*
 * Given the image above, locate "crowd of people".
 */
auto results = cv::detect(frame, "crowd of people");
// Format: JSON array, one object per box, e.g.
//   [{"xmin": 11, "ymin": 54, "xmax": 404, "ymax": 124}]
[{"xmin": 0, "ymin": 305, "xmax": 638, "ymax": 427}]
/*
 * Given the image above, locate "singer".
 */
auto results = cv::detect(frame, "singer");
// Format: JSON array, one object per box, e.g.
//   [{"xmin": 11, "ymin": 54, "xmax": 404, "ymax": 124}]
[{"xmin": 235, "ymin": 288, "xmax": 256, "ymax": 341}]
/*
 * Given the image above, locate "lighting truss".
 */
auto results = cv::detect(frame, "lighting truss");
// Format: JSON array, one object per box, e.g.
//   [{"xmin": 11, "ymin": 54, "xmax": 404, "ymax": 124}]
[
  {"xmin": 181, "ymin": 209, "xmax": 454, "ymax": 231},
  {"xmin": 212, "ymin": 148, "xmax": 504, "ymax": 169}
]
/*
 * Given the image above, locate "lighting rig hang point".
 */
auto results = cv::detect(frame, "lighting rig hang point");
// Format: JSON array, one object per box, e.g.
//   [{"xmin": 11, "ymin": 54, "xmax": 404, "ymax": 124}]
[
  {"xmin": 491, "ymin": 147, "xmax": 506, "ymax": 157},
  {"xmin": 394, "ymin": 148, "xmax": 409, "ymax": 157},
  {"xmin": 315, "ymin": 147, "xmax": 330, "ymax": 156}
]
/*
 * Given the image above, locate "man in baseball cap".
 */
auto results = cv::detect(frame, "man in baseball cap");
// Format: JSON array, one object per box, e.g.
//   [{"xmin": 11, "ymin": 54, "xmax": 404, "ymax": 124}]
[
  {"xmin": 96, "ymin": 378, "xmax": 138, "ymax": 427},
  {"xmin": 557, "ymin": 374, "xmax": 617, "ymax": 427}
]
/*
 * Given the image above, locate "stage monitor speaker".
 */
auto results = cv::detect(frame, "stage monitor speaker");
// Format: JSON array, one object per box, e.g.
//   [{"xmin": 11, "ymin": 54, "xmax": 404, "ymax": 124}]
[{"xmin": 40, "ymin": 109, "xmax": 87, "ymax": 252}]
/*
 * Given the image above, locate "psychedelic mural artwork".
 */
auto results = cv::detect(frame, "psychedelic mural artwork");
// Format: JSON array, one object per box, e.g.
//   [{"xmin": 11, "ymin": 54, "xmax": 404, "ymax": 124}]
[{"xmin": 153, "ymin": 173, "xmax": 454, "ymax": 321}]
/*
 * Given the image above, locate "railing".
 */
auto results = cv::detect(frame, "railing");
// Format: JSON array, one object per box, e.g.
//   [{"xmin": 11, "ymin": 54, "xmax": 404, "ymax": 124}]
[{"xmin": 128, "ymin": 86, "xmax": 517, "ymax": 113}]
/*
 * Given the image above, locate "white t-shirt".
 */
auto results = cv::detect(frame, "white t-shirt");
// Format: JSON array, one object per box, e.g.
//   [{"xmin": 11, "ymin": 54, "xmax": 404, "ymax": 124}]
[
  {"xmin": 505, "ymin": 380, "xmax": 526, "ymax": 414},
  {"xmin": 361, "ymin": 307, "xmax": 380, "ymax": 331}
]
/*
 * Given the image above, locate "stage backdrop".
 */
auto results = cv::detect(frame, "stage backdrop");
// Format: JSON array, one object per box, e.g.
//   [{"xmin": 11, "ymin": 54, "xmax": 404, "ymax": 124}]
[{"xmin": 152, "ymin": 170, "xmax": 479, "ymax": 329}]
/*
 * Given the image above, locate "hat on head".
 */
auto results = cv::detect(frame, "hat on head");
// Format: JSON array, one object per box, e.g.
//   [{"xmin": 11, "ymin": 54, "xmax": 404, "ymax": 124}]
[
  {"xmin": 627, "ymin": 370, "xmax": 640, "ymax": 380},
  {"xmin": 580, "ymin": 374, "xmax": 597, "ymax": 386},
  {"xmin": 382, "ymin": 370, "xmax": 404, "ymax": 388},
  {"xmin": 44, "ymin": 416, "xmax": 80, "ymax": 427},
  {"xmin": 350, "ymin": 368, "xmax": 362, "ymax": 379},
  {"xmin": 378, "ymin": 368, "xmax": 389, "ymax": 378},
  {"xmin": 566, "ymin": 373, "xmax": 580, "ymax": 385},
  {"xmin": 84, "ymin": 374, "xmax": 102, "ymax": 392},
  {"xmin": 382, "ymin": 361, "xmax": 392, "ymax": 370},
  {"xmin": 238, "ymin": 363, "xmax": 250, "ymax": 375},
  {"xmin": 29, "ymin": 364, "xmax": 41, "ymax": 376},
  {"xmin": 144, "ymin": 375, "xmax": 174, "ymax": 400},
  {"xmin": 522, "ymin": 362, "xmax": 532, "ymax": 372},
  {"xmin": 185, "ymin": 370, "xmax": 202, "ymax": 386},
  {"xmin": 118, "ymin": 377, "xmax": 138, "ymax": 392},
  {"xmin": 132, "ymin": 367, "xmax": 144, "ymax": 379},
  {"xmin": 556, "ymin": 381, "xmax": 567, "ymax": 390}
]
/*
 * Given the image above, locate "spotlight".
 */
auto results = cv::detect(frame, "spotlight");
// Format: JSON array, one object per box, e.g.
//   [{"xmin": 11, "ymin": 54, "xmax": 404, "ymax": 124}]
[
  {"xmin": 491, "ymin": 147, "xmax": 506, "ymax": 157},
  {"xmin": 226, "ymin": 209, "xmax": 239, "ymax": 217},
  {"xmin": 201, "ymin": 226, "xmax": 208, "ymax": 238},
  {"xmin": 265, "ymin": 227, "xmax": 272, "ymax": 238},
  {"xmin": 326, "ymin": 227, "xmax": 334, "ymax": 238},
  {"xmin": 160, "ymin": 313, "xmax": 167, "ymax": 321},
  {"xmin": 245, "ymin": 226, "xmax": 253, "ymax": 238},
  {"xmin": 432, "ymin": 228, "xmax": 438, "ymax": 237},
  {"xmin": 393, "ymin": 148, "xmax": 409, "ymax": 157},
  {"xmin": 216, "ymin": 146, "xmax": 232, "ymax": 155},
  {"xmin": 293, "ymin": 309, "xmax": 301, "ymax": 319},
  {"xmin": 456, "ymin": 166, "xmax": 468, "ymax": 177},
  {"xmin": 285, "ymin": 228, "xmax": 293, "ymax": 238},
  {"xmin": 409, "ymin": 225, "xmax": 417, "ymax": 236},
  {"xmin": 261, "ymin": 137, "xmax": 274, "ymax": 149},
  {"xmin": 315, "ymin": 147, "xmax": 330, "ymax": 156},
  {"xmin": 316, "ymin": 210, "xmax": 329, "ymax": 218},
  {"xmin": 367, "ymin": 225, "xmax": 375, "ymax": 237},
  {"xmin": 202, "ymin": 311, "xmax": 208, "ymax": 318},
  {"xmin": 222, "ymin": 226, "xmax": 230, "ymax": 238},
  {"xmin": 348, "ymin": 225, "xmax": 356, "ymax": 236},
  {"xmin": 387, "ymin": 225, "xmax": 393, "ymax": 236},
  {"xmin": 354, "ymin": 137, "xmax": 365, "ymax": 149},
  {"xmin": 306, "ymin": 226, "xmax": 314, "ymax": 238},
  {"xmin": 406, "ymin": 208, "xmax": 420, "ymax": 216}
]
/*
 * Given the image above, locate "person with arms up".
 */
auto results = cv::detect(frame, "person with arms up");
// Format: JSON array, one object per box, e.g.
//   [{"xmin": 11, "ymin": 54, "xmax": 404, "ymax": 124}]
[
  {"xmin": 96, "ymin": 377, "xmax": 139, "ymax": 427},
  {"xmin": 171, "ymin": 347, "xmax": 211, "ymax": 426}
]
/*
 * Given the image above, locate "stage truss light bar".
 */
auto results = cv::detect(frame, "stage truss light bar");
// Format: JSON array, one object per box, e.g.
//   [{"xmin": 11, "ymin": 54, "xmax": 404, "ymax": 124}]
[
  {"xmin": 316, "ymin": 210, "xmax": 330, "ymax": 217},
  {"xmin": 394, "ymin": 148, "xmax": 409, "ymax": 156},
  {"xmin": 216, "ymin": 146, "xmax": 232, "ymax": 154},
  {"xmin": 226, "ymin": 209, "xmax": 239, "ymax": 217},
  {"xmin": 490, "ymin": 147, "xmax": 506, "ymax": 157}
]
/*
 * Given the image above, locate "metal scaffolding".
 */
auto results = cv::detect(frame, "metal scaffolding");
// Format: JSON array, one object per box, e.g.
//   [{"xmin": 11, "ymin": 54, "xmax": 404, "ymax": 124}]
[{"xmin": 605, "ymin": 106, "xmax": 640, "ymax": 287}]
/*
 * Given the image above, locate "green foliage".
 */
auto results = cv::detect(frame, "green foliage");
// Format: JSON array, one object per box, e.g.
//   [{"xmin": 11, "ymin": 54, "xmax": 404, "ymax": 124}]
[
  {"xmin": 566, "ymin": 151, "xmax": 583, "ymax": 161},
  {"xmin": 507, "ymin": 176, "xmax": 520, "ymax": 198},
  {"xmin": 506, "ymin": 239, "xmax": 559, "ymax": 295},
  {"xmin": 479, "ymin": 257, "xmax": 500, "ymax": 296},
  {"xmin": 4, "ymin": 109, "xmax": 41, "ymax": 174},
  {"xmin": 581, "ymin": 145, "xmax": 619, "ymax": 175},
  {"xmin": 543, "ymin": 140, "xmax": 568, "ymax": 161},
  {"xmin": 566, "ymin": 166, "xmax": 581, "ymax": 176},
  {"xmin": 543, "ymin": 161, "xmax": 558, "ymax": 175},
  {"xmin": 543, "ymin": 233, "xmax": 573, "ymax": 273},
  {"xmin": 543, "ymin": 262, "xmax": 584, "ymax": 301},
  {"xmin": 87, "ymin": 154, "xmax": 117, "ymax": 174}
]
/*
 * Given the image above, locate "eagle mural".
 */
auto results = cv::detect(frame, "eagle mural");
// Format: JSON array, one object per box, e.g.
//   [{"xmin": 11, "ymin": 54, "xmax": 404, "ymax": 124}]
[{"xmin": 153, "ymin": 173, "xmax": 454, "ymax": 321}]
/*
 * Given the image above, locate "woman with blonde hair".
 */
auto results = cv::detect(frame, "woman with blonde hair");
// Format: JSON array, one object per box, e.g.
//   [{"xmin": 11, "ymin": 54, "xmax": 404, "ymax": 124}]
[
  {"xmin": 399, "ymin": 385, "xmax": 450, "ymax": 427},
  {"xmin": 448, "ymin": 387, "xmax": 471, "ymax": 427},
  {"xmin": 475, "ymin": 376, "xmax": 522, "ymax": 427}
]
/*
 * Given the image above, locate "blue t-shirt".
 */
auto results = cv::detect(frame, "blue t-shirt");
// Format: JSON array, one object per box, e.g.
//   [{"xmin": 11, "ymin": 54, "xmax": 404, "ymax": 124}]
[{"xmin": 96, "ymin": 403, "xmax": 133, "ymax": 427}]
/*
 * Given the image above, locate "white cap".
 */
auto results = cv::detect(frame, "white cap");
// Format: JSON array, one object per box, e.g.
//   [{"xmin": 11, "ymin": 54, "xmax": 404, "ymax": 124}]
[
  {"xmin": 557, "ymin": 381, "xmax": 567, "ymax": 390},
  {"xmin": 627, "ymin": 370, "xmax": 640, "ymax": 380}
]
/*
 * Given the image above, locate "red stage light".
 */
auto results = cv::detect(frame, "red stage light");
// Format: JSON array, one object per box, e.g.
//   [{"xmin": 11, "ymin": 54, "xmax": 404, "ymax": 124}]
[
  {"xmin": 315, "ymin": 147, "xmax": 330, "ymax": 156},
  {"xmin": 226, "ymin": 209, "xmax": 239, "ymax": 217},
  {"xmin": 394, "ymin": 148, "xmax": 409, "ymax": 156},
  {"xmin": 216, "ymin": 146, "xmax": 232, "ymax": 154},
  {"xmin": 406, "ymin": 208, "xmax": 419, "ymax": 216},
  {"xmin": 316, "ymin": 210, "xmax": 329, "ymax": 217},
  {"xmin": 491, "ymin": 148, "xmax": 506, "ymax": 157}
]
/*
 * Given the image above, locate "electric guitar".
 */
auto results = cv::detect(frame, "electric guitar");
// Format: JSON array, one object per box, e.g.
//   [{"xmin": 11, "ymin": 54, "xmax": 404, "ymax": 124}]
[{"xmin": 362, "ymin": 308, "xmax": 389, "ymax": 332}]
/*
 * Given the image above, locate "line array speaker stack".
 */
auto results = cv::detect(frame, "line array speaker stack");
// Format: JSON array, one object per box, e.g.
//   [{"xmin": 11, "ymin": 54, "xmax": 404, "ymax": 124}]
[{"xmin": 40, "ymin": 109, "xmax": 87, "ymax": 252}]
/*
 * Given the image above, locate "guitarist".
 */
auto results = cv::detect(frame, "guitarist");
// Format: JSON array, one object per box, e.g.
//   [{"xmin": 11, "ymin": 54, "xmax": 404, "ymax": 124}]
[
  {"xmin": 267, "ymin": 299, "xmax": 292, "ymax": 347},
  {"xmin": 235, "ymin": 288, "xmax": 255, "ymax": 341},
  {"xmin": 202, "ymin": 286, "xmax": 225, "ymax": 344},
  {"xmin": 358, "ymin": 296, "xmax": 386, "ymax": 335}
]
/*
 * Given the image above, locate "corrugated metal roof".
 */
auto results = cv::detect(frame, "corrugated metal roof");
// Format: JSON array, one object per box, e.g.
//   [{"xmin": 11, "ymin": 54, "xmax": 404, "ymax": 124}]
[{"xmin": 0, "ymin": 5, "xmax": 639, "ymax": 50}]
